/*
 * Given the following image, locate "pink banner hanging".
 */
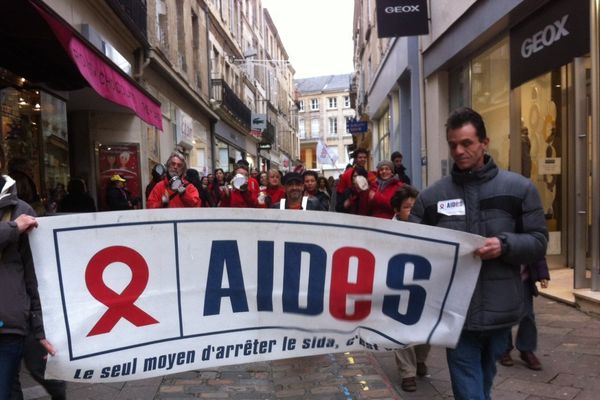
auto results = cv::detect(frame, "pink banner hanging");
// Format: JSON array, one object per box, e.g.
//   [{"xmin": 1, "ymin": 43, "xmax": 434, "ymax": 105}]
[{"xmin": 31, "ymin": 1, "xmax": 163, "ymax": 130}]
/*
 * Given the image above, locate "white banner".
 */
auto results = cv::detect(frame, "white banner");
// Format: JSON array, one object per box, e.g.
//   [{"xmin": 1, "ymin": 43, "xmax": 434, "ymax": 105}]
[
  {"xmin": 316, "ymin": 139, "xmax": 339, "ymax": 166},
  {"xmin": 29, "ymin": 209, "xmax": 484, "ymax": 383}
]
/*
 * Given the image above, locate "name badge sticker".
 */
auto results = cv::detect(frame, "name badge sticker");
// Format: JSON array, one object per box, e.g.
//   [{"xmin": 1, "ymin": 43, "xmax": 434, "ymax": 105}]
[{"xmin": 437, "ymin": 199, "xmax": 465, "ymax": 216}]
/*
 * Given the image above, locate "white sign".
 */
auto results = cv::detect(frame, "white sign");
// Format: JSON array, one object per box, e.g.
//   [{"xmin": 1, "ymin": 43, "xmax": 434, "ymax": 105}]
[
  {"xmin": 30, "ymin": 209, "xmax": 484, "ymax": 383},
  {"xmin": 176, "ymin": 109, "xmax": 193, "ymax": 149},
  {"xmin": 538, "ymin": 157, "xmax": 561, "ymax": 175}
]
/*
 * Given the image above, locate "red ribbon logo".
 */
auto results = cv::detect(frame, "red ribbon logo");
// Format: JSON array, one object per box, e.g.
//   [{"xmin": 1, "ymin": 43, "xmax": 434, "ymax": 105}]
[{"xmin": 85, "ymin": 246, "xmax": 159, "ymax": 336}]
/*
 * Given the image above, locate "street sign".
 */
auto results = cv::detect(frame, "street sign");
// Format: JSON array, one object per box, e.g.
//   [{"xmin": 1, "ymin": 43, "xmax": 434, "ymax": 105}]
[
  {"xmin": 258, "ymin": 143, "xmax": 272, "ymax": 150},
  {"xmin": 346, "ymin": 119, "xmax": 368, "ymax": 134}
]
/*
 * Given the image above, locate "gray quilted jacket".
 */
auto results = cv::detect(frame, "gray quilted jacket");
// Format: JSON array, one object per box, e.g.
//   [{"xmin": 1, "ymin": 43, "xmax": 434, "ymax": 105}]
[{"xmin": 410, "ymin": 156, "xmax": 548, "ymax": 331}]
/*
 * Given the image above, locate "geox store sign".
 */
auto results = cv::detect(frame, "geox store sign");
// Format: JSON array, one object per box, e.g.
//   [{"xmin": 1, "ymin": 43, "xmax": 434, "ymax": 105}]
[
  {"xmin": 510, "ymin": 0, "xmax": 589, "ymax": 88},
  {"xmin": 376, "ymin": 0, "xmax": 429, "ymax": 38}
]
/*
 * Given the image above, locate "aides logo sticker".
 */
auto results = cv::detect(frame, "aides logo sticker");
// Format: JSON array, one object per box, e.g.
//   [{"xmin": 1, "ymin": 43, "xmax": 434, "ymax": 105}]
[{"xmin": 437, "ymin": 199, "xmax": 465, "ymax": 216}]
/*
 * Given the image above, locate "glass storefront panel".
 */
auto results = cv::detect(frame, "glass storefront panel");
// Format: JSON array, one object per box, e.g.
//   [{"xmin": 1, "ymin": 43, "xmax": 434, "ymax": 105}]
[
  {"xmin": 471, "ymin": 38, "xmax": 510, "ymax": 170},
  {"xmin": 377, "ymin": 110, "xmax": 390, "ymax": 162},
  {"xmin": 449, "ymin": 64, "xmax": 470, "ymax": 110},
  {"xmin": 0, "ymin": 87, "xmax": 69, "ymax": 215},
  {"xmin": 519, "ymin": 68, "xmax": 564, "ymax": 255},
  {"xmin": 214, "ymin": 138, "xmax": 230, "ymax": 171},
  {"xmin": 189, "ymin": 121, "xmax": 210, "ymax": 175}
]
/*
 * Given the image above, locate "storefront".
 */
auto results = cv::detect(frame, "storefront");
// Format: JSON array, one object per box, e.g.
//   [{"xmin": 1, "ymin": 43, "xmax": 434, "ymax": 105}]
[
  {"xmin": 0, "ymin": 1, "xmax": 163, "ymax": 213},
  {"xmin": 423, "ymin": 0, "xmax": 598, "ymax": 289},
  {"xmin": 214, "ymin": 121, "xmax": 258, "ymax": 171}
]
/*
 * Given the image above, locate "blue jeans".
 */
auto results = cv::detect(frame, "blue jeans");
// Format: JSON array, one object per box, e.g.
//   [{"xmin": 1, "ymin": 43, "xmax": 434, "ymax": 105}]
[
  {"xmin": 446, "ymin": 328, "xmax": 511, "ymax": 400},
  {"xmin": 0, "ymin": 335, "xmax": 24, "ymax": 400},
  {"xmin": 507, "ymin": 280, "xmax": 536, "ymax": 352}
]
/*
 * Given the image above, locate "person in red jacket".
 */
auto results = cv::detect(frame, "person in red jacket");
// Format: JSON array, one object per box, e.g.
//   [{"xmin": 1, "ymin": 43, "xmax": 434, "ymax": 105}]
[
  {"xmin": 336, "ymin": 148, "xmax": 376, "ymax": 213},
  {"xmin": 257, "ymin": 168, "xmax": 285, "ymax": 208},
  {"xmin": 222, "ymin": 160, "xmax": 259, "ymax": 208},
  {"xmin": 147, "ymin": 151, "xmax": 200, "ymax": 208},
  {"xmin": 368, "ymin": 160, "xmax": 403, "ymax": 219}
]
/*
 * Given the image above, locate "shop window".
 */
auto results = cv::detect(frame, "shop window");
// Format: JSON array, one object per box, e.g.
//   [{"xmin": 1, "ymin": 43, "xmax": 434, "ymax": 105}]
[
  {"xmin": 0, "ymin": 87, "xmax": 69, "ymax": 215},
  {"xmin": 377, "ymin": 111, "xmax": 390, "ymax": 161},
  {"xmin": 471, "ymin": 38, "xmax": 510, "ymax": 169}
]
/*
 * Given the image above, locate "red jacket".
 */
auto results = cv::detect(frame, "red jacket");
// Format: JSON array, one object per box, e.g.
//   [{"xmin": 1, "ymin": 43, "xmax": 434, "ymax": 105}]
[
  {"xmin": 257, "ymin": 186, "xmax": 286, "ymax": 208},
  {"xmin": 225, "ymin": 176, "xmax": 260, "ymax": 208},
  {"xmin": 368, "ymin": 178, "xmax": 403, "ymax": 219},
  {"xmin": 147, "ymin": 178, "xmax": 201, "ymax": 208}
]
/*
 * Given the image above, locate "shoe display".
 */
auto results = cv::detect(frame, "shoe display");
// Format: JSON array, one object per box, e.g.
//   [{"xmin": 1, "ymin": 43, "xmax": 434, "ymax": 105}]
[
  {"xmin": 499, "ymin": 351, "xmax": 514, "ymax": 366},
  {"xmin": 416, "ymin": 361, "xmax": 428, "ymax": 377},
  {"xmin": 520, "ymin": 351, "xmax": 542, "ymax": 370},
  {"xmin": 401, "ymin": 376, "xmax": 417, "ymax": 392}
]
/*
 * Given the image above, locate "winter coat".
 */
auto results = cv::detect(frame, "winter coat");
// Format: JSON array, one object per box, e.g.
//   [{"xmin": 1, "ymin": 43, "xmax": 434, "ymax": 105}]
[
  {"xmin": 147, "ymin": 177, "xmax": 201, "ymax": 208},
  {"xmin": 0, "ymin": 176, "xmax": 44, "ymax": 339},
  {"xmin": 410, "ymin": 156, "xmax": 548, "ymax": 331},
  {"xmin": 368, "ymin": 177, "xmax": 403, "ymax": 219}
]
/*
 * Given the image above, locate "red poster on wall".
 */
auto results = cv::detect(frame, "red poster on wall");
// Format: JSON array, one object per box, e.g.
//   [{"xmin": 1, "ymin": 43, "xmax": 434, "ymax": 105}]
[{"xmin": 98, "ymin": 143, "xmax": 142, "ymax": 210}]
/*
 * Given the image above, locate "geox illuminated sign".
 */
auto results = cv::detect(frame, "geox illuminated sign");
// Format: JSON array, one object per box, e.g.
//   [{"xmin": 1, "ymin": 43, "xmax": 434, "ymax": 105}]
[
  {"xmin": 376, "ymin": 0, "xmax": 429, "ymax": 38},
  {"xmin": 520, "ymin": 15, "xmax": 569, "ymax": 58},
  {"xmin": 510, "ymin": 0, "xmax": 589, "ymax": 88}
]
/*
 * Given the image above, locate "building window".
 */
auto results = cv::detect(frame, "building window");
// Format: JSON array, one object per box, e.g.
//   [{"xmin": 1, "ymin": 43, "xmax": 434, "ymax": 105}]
[
  {"xmin": 298, "ymin": 100, "xmax": 304, "ymax": 112},
  {"xmin": 310, "ymin": 98, "xmax": 319, "ymax": 110},
  {"xmin": 327, "ymin": 97, "xmax": 337, "ymax": 109},
  {"xmin": 343, "ymin": 96, "xmax": 350, "ymax": 108},
  {"xmin": 156, "ymin": 0, "xmax": 169, "ymax": 50},
  {"xmin": 344, "ymin": 117, "xmax": 353, "ymax": 135},
  {"xmin": 328, "ymin": 117, "xmax": 337, "ymax": 136},
  {"xmin": 311, "ymin": 118, "xmax": 320, "ymax": 138},
  {"xmin": 298, "ymin": 118, "xmax": 305, "ymax": 138}
]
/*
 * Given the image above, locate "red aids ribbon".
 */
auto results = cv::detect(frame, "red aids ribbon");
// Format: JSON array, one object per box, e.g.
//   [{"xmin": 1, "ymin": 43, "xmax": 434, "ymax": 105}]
[{"xmin": 85, "ymin": 246, "xmax": 159, "ymax": 336}]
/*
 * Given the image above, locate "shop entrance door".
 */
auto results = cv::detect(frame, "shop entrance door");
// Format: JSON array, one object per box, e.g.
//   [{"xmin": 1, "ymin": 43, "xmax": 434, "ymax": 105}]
[
  {"xmin": 572, "ymin": 56, "xmax": 593, "ymax": 288},
  {"xmin": 519, "ymin": 68, "xmax": 566, "ymax": 267}
]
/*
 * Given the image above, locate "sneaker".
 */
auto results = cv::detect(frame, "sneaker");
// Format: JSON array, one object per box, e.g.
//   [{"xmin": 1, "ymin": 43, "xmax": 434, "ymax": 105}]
[
  {"xmin": 416, "ymin": 362, "xmax": 428, "ymax": 377},
  {"xmin": 401, "ymin": 376, "xmax": 417, "ymax": 392},
  {"xmin": 500, "ymin": 351, "xmax": 514, "ymax": 366},
  {"xmin": 520, "ymin": 351, "xmax": 542, "ymax": 370}
]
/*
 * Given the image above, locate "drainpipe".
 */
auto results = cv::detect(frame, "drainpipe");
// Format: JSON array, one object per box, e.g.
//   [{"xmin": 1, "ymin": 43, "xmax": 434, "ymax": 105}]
[{"xmin": 133, "ymin": 47, "xmax": 151, "ymax": 79}]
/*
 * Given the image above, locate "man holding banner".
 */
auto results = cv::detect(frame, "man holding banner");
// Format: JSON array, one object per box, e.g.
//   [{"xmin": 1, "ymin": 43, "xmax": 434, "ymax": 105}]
[{"xmin": 410, "ymin": 107, "xmax": 548, "ymax": 400}]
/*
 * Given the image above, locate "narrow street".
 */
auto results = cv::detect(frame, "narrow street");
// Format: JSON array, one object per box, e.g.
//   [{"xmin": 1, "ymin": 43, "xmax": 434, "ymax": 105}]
[{"xmin": 20, "ymin": 296, "xmax": 600, "ymax": 399}]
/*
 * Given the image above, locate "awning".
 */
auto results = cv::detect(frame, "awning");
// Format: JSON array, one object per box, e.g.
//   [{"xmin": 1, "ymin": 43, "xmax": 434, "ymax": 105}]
[{"xmin": 27, "ymin": 1, "xmax": 163, "ymax": 130}]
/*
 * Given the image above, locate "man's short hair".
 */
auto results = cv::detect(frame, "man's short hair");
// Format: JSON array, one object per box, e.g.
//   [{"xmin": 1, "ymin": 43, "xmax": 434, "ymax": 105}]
[
  {"xmin": 390, "ymin": 185, "xmax": 419, "ymax": 210},
  {"xmin": 352, "ymin": 148, "xmax": 368, "ymax": 159},
  {"xmin": 446, "ymin": 107, "xmax": 487, "ymax": 141},
  {"xmin": 302, "ymin": 170, "xmax": 318, "ymax": 180},
  {"xmin": 391, "ymin": 151, "xmax": 403, "ymax": 161}
]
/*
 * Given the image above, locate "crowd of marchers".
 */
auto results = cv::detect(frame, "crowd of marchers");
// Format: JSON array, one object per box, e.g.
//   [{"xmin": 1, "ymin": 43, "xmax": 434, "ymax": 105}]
[{"xmin": 1, "ymin": 107, "xmax": 550, "ymax": 400}]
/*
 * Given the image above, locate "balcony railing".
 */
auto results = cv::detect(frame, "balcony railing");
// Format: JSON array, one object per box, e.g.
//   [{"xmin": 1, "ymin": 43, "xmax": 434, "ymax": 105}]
[
  {"xmin": 107, "ymin": 0, "xmax": 148, "ymax": 40},
  {"xmin": 211, "ymin": 79, "xmax": 251, "ymax": 129}
]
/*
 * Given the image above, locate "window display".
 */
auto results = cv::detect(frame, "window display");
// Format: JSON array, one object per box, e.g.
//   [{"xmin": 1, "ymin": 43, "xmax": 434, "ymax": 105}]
[{"xmin": 0, "ymin": 87, "xmax": 69, "ymax": 215}]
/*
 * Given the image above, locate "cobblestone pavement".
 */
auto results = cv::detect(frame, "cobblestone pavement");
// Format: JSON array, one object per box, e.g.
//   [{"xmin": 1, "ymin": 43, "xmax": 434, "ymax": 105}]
[
  {"xmin": 374, "ymin": 297, "xmax": 600, "ymax": 400},
  {"xmin": 20, "ymin": 296, "xmax": 600, "ymax": 399}
]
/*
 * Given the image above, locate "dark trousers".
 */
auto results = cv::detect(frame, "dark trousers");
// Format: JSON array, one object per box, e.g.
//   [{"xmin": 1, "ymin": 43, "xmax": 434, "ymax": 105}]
[
  {"xmin": 507, "ymin": 280, "xmax": 537, "ymax": 352},
  {"xmin": 11, "ymin": 335, "xmax": 65, "ymax": 400},
  {"xmin": 0, "ymin": 335, "xmax": 24, "ymax": 400}
]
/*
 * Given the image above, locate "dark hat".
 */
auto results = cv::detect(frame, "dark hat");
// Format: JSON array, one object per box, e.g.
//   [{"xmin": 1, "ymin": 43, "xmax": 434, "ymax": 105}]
[
  {"xmin": 283, "ymin": 172, "xmax": 303, "ymax": 185},
  {"xmin": 391, "ymin": 151, "xmax": 403, "ymax": 161}
]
